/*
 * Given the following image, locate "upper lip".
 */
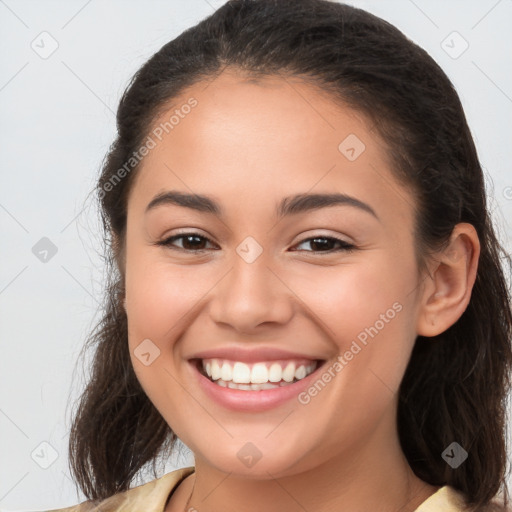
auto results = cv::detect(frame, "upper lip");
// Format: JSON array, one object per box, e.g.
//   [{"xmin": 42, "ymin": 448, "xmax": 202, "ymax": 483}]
[{"xmin": 189, "ymin": 346, "xmax": 324, "ymax": 363}]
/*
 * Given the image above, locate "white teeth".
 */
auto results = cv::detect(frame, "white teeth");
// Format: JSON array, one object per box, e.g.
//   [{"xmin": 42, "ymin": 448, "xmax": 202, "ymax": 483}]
[
  {"xmin": 268, "ymin": 363, "xmax": 282, "ymax": 382},
  {"xmin": 251, "ymin": 363, "xmax": 268, "ymax": 383},
  {"xmin": 223, "ymin": 380, "xmax": 282, "ymax": 391},
  {"xmin": 232, "ymin": 362, "xmax": 251, "ymax": 383},
  {"xmin": 201, "ymin": 358, "xmax": 318, "ymax": 387},
  {"xmin": 260, "ymin": 382, "xmax": 279, "ymax": 390},
  {"xmin": 211, "ymin": 360, "xmax": 221, "ymax": 380},
  {"xmin": 295, "ymin": 365, "xmax": 306, "ymax": 380},
  {"xmin": 282, "ymin": 362, "xmax": 295, "ymax": 382},
  {"xmin": 220, "ymin": 362, "xmax": 232, "ymax": 381}
]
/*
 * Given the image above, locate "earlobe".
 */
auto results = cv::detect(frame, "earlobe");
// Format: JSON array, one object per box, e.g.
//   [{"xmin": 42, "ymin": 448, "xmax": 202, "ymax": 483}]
[{"xmin": 416, "ymin": 223, "xmax": 480, "ymax": 337}]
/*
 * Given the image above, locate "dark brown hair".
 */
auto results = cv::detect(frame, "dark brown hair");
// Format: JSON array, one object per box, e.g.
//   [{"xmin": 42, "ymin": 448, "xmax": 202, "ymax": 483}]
[{"xmin": 68, "ymin": 1, "xmax": 512, "ymax": 509}]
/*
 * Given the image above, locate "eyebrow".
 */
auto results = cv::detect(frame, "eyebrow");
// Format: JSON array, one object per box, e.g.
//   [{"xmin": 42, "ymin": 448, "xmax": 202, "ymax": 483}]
[{"xmin": 145, "ymin": 190, "xmax": 378, "ymax": 220}]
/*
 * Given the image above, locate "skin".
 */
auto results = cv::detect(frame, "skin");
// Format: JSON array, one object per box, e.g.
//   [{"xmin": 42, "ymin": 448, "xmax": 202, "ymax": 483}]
[{"xmin": 121, "ymin": 68, "xmax": 480, "ymax": 512}]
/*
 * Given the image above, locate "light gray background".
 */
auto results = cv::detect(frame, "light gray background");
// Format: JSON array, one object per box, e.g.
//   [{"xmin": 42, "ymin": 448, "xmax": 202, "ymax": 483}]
[{"xmin": 1, "ymin": 0, "xmax": 511, "ymax": 510}]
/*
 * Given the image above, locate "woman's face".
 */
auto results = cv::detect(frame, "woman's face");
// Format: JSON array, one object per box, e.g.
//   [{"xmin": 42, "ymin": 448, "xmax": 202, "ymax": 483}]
[{"xmin": 124, "ymin": 69, "xmax": 426, "ymax": 478}]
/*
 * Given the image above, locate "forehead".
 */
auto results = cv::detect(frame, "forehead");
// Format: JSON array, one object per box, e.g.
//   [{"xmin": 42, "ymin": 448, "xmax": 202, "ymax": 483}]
[{"xmin": 127, "ymin": 69, "xmax": 414, "ymax": 227}]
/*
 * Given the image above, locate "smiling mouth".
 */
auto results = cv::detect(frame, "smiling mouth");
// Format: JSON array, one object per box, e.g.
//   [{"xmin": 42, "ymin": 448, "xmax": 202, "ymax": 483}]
[{"xmin": 192, "ymin": 358, "xmax": 323, "ymax": 391}]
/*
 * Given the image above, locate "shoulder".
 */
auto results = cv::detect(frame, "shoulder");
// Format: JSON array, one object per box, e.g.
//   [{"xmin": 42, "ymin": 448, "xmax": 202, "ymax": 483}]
[
  {"xmin": 415, "ymin": 485, "xmax": 511, "ymax": 512},
  {"xmin": 42, "ymin": 466, "xmax": 195, "ymax": 512}
]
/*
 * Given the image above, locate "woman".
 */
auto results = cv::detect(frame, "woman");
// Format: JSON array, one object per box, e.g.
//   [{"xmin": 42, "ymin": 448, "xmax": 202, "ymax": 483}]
[{"xmin": 48, "ymin": 1, "xmax": 512, "ymax": 510}]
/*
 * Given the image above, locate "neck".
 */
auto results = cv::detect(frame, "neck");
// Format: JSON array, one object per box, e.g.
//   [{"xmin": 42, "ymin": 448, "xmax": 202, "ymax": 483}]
[{"xmin": 168, "ymin": 413, "xmax": 439, "ymax": 512}]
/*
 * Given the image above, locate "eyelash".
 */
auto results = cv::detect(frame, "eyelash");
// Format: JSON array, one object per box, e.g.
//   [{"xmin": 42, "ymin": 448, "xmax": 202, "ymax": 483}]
[{"xmin": 155, "ymin": 232, "xmax": 355, "ymax": 254}]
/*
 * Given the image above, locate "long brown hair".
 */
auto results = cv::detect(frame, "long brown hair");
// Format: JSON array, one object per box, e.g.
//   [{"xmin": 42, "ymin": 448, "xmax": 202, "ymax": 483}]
[{"xmin": 68, "ymin": 1, "xmax": 512, "ymax": 509}]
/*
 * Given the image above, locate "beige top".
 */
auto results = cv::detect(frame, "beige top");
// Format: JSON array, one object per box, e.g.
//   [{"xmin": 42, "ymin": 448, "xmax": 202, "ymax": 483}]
[{"xmin": 44, "ymin": 466, "xmax": 471, "ymax": 512}]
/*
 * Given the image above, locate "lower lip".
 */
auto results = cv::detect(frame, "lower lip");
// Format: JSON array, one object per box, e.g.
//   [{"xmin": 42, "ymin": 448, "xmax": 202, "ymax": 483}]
[{"xmin": 189, "ymin": 360, "xmax": 325, "ymax": 412}]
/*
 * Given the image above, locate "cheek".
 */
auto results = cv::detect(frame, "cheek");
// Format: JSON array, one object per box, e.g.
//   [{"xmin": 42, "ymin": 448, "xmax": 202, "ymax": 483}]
[
  {"xmin": 125, "ymin": 246, "xmax": 217, "ymax": 347},
  {"xmin": 273, "ymin": 255, "xmax": 419, "ymax": 454},
  {"xmin": 124, "ymin": 239, "xmax": 420, "ymax": 458},
  {"xmin": 125, "ymin": 242, "xmax": 418, "ymax": 353},
  {"xmin": 126, "ymin": 237, "xmax": 418, "ymax": 379},
  {"xmin": 124, "ymin": 249, "xmax": 214, "ymax": 415},
  {"xmin": 293, "ymin": 251, "xmax": 418, "ymax": 400},
  {"xmin": 295, "ymin": 251, "xmax": 416, "ymax": 341}
]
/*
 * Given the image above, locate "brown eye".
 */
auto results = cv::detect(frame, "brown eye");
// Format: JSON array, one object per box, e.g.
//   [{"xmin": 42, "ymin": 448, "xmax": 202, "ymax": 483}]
[
  {"xmin": 156, "ymin": 232, "xmax": 217, "ymax": 252},
  {"xmin": 155, "ymin": 233, "xmax": 355, "ymax": 254},
  {"xmin": 291, "ymin": 236, "xmax": 355, "ymax": 253}
]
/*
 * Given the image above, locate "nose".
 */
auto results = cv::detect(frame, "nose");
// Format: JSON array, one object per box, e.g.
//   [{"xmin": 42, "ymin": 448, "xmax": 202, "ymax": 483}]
[{"xmin": 208, "ymin": 252, "xmax": 295, "ymax": 334}]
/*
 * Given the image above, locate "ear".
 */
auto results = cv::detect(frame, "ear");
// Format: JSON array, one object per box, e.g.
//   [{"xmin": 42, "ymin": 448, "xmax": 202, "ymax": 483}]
[{"xmin": 416, "ymin": 223, "xmax": 480, "ymax": 337}]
